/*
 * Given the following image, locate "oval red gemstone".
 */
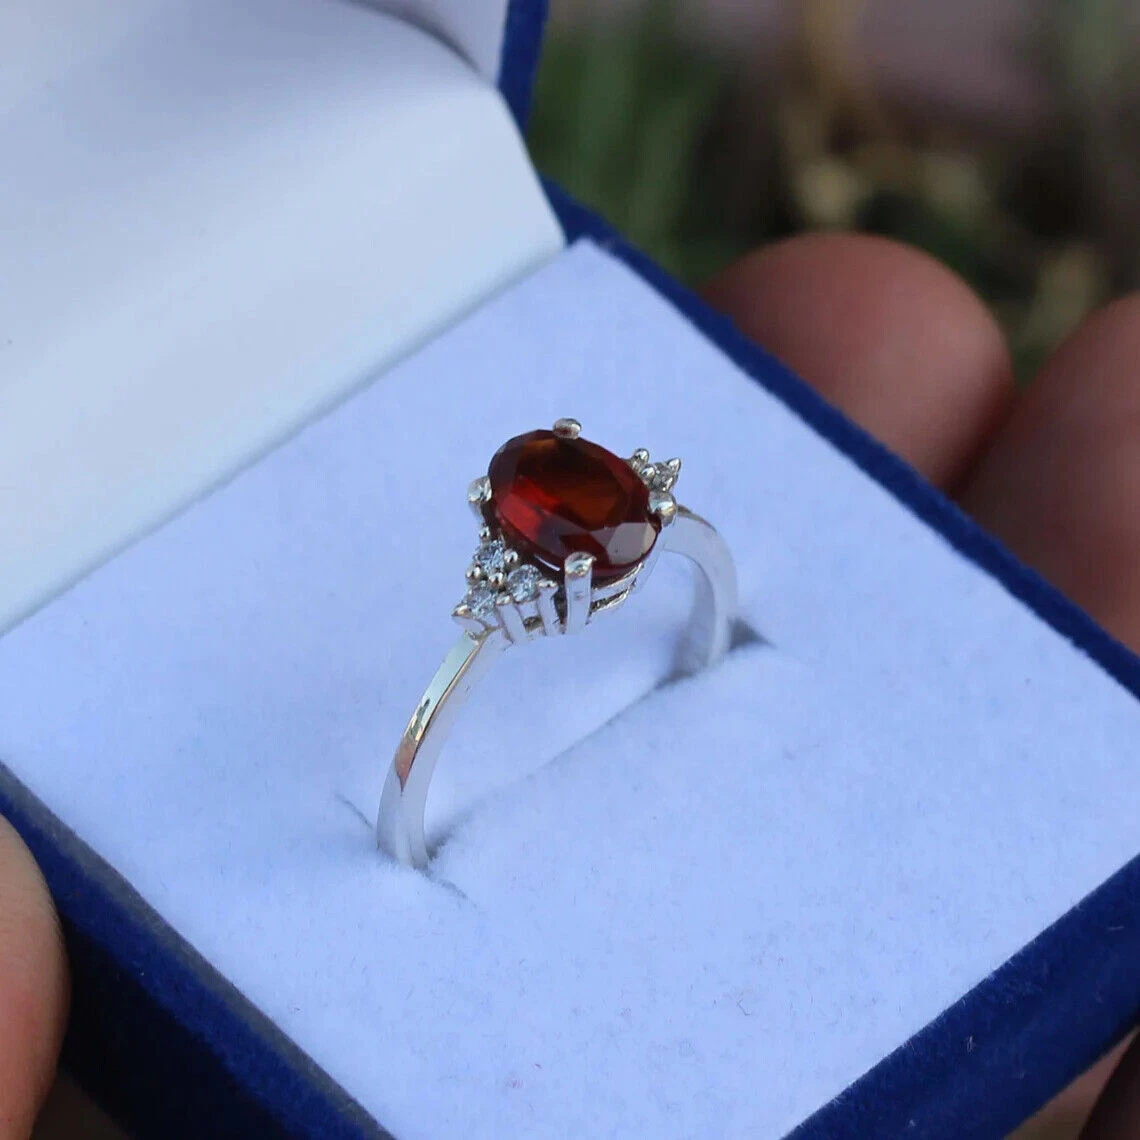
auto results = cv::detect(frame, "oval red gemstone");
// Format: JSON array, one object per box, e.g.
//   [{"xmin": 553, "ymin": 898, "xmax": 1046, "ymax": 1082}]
[{"xmin": 487, "ymin": 429, "xmax": 659, "ymax": 580}]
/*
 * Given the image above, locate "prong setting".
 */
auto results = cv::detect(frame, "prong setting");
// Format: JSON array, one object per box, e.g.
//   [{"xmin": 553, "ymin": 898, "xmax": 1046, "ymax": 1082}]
[
  {"xmin": 467, "ymin": 475, "xmax": 492, "ymax": 521},
  {"xmin": 453, "ymin": 427, "xmax": 684, "ymax": 643},
  {"xmin": 649, "ymin": 490, "xmax": 677, "ymax": 527},
  {"xmin": 451, "ymin": 603, "xmax": 486, "ymax": 637},
  {"xmin": 562, "ymin": 552, "xmax": 595, "ymax": 634},
  {"xmin": 496, "ymin": 594, "xmax": 527, "ymax": 644},
  {"xmin": 536, "ymin": 579, "xmax": 561, "ymax": 636}
]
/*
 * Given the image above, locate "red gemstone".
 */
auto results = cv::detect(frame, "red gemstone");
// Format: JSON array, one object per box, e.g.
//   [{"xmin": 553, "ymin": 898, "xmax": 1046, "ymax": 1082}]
[{"xmin": 487, "ymin": 429, "xmax": 659, "ymax": 580}]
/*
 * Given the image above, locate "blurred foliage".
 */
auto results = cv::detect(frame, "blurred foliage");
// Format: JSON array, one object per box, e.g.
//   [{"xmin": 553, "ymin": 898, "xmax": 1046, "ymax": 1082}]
[
  {"xmin": 528, "ymin": 1, "xmax": 746, "ymax": 281},
  {"xmin": 528, "ymin": 0, "xmax": 1140, "ymax": 381}
]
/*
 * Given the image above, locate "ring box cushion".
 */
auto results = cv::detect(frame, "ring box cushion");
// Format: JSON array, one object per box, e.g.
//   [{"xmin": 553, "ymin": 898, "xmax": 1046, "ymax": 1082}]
[{"xmin": 2, "ymin": 240, "xmax": 1140, "ymax": 1139}]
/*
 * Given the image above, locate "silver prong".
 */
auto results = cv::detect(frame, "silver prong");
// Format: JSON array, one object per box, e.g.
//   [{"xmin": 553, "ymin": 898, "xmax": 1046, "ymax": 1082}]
[
  {"xmin": 503, "ymin": 548, "xmax": 520, "ymax": 568},
  {"xmin": 553, "ymin": 417, "xmax": 581, "ymax": 439},
  {"xmin": 649, "ymin": 490, "xmax": 677, "ymax": 527},
  {"xmin": 629, "ymin": 448, "xmax": 650, "ymax": 472},
  {"xmin": 488, "ymin": 570, "xmax": 506, "ymax": 590},
  {"xmin": 467, "ymin": 476, "xmax": 492, "ymax": 521},
  {"xmin": 496, "ymin": 595, "xmax": 527, "ymax": 644},
  {"xmin": 465, "ymin": 564, "xmax": 484, "ymax": 583},
  {"xmin": 563, "ymin": 552, "xmax": 594, "ymax": 634},
  {"xmin": 537, "ymin": 579, "xmax": 560, "ymax": 636},
  {"xmin": 451, "ymin": 604, "xmax": 487, "ymax": 636},
  {"xmin": 478, "ymin": 524, "xmax": 493, "ymax": 542}
]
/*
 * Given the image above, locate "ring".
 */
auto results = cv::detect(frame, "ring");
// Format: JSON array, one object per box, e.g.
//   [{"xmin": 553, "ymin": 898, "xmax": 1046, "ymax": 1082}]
[{"xmin": 376, "ymin": 418, "xmax": 738, "ymax": 868}]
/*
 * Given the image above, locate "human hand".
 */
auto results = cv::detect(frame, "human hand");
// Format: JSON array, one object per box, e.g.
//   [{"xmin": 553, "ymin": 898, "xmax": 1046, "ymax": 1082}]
[
  {"xmin": 705, "ymin": 231, "xmax": 1140, "ymax": 1140},
  {"xmin": 0, "ymin": 817, "xmax": 67, "ymax": 1139}
]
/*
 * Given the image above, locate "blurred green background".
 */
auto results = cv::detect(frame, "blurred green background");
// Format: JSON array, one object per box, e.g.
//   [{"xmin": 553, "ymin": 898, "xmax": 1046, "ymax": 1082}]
[{"xmin": 529, "ymin": 0, "xmax": 1140, "ymax": 382}]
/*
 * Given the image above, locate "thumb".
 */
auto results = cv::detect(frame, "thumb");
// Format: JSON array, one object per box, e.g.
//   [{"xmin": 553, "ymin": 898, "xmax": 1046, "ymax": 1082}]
[{"xmin": 0, "ymin": 816, "xmax": 68, "ymax": 1140}]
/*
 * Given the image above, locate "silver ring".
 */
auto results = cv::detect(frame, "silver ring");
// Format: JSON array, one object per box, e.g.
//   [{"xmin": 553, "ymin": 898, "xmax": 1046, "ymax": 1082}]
[{"xmin": 376, "ymin": 418, "xmax": 738, "ymax": 868}]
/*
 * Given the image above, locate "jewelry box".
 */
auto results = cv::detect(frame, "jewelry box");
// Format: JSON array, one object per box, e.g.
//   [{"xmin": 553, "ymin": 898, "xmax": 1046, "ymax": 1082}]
[{"xmin": 2, "ymin": 3, "xmax": 1138, "ymax": 1137}]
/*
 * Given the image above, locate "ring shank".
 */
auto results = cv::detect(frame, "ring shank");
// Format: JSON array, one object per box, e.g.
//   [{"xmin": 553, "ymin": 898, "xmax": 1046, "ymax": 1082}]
[
  {"xmin": 376, "ymin": 507, "xmax": 735, "ymax": 867},
  {"xmin": 663, "ymin": 506, "xmax": 737, "ymax": 677}
]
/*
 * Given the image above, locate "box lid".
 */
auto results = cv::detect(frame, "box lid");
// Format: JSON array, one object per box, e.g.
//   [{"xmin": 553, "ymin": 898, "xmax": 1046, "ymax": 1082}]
[
  {"xmin": 368, "ymin": 1, "xmax": 549, "ymax": 124},
  {"xmin": 2, "ymin": 1, "xmax": 548, "ymax": 126},
  {"xmin": 0, "ymin": 0, "xmax": 563, "ymax": 635}
]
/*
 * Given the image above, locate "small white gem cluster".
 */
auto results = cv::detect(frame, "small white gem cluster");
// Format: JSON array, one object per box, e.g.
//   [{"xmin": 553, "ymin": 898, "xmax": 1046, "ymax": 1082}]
[
  {"xmin": 628, "ymin": 451, "xmax": 682, "ymax": 493},
  {"xmin": 458, "ymin": 531, "xmax": 556, "ymax": 631}
]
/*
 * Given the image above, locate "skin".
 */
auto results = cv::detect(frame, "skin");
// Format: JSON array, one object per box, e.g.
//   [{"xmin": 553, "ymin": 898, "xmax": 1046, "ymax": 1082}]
[
  {"xmin": 0, "ymin": 817, "xmax": 68, "ymax": 1140},
  {"xmin": 2, "ymin": 231, "xmax": 1137, "ymax": 1137}
]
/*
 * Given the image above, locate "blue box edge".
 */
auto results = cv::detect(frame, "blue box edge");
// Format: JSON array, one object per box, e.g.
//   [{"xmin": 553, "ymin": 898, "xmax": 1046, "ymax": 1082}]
[{"xmin": 498, "ymin": 0, "xmax": 548, "ymax": 128}]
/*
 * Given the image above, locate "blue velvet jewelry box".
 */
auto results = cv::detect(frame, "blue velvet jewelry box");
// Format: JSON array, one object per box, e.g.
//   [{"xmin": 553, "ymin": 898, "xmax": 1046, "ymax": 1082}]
[{"xmin": 2, "ymin": 3, "xmax": 1140, "ymax": 1138}]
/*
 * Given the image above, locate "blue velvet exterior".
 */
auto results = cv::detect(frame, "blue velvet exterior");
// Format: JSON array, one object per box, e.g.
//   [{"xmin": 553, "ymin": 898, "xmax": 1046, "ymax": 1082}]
[
  {"xmin": 548, "ymin": 182, "xmax": 1140, "ymax": 1138},
  {"xmin": 498, "ymin": 0, "xmax": 548, "ymax": 126}
]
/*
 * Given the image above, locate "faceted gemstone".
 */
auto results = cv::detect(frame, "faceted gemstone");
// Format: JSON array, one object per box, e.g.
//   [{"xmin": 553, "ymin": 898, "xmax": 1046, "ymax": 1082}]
[
  {"xmin": 472, "ymin": 539, "xmax": 506, "ymax": 577},
  {"xmin": 506, "ymin": 564, "xmax": 542, "ymax": 602},
  {"xmin": 487, "ymin": 430, "xmax": 659, "ymax": 580},
  {"xmin": 465, "ymin": 584, "xmax": 497, "ymax": 619}
]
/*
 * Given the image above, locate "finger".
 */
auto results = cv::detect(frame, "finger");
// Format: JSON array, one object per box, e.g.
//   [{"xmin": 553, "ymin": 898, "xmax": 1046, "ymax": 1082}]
[
  {"xmin": 960, "ymin": 294, "xmax": 1140, "ymax": 650},
  {"xmin": 1013, "ymin": 1037, "xmax": 1133, "ymax": 1138},
  {"xmin": 1080, "ymin": 1032, "xmax": 1140, "ymax": 1139},
  {"xmin": 703, "ymin": 232, "xmax": 1015, "ymax": 488},
  {"xmin": 957, "ymin": 297, "xmax": 1140, "ymax": 1133},
  {"xmin": 0, "ymin": 816, "xmax": 68, "ymax": 1140}
]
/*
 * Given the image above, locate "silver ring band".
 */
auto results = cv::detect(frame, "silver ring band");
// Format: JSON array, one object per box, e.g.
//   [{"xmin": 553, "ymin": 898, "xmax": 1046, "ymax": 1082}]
[{"xmin": 376, "ymin": 423, "xmax": 738, "ymax": 869}]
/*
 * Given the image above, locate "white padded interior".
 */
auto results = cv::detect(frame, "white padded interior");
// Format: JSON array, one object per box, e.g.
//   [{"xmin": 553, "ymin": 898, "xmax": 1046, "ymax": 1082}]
[
  {"xmin": 0, "ymin": 243, "xmax": 1138, "ymax": 1138},
  {"xmin": 0, "ymin": 0, "xmax": 562, "ymax": 632}
]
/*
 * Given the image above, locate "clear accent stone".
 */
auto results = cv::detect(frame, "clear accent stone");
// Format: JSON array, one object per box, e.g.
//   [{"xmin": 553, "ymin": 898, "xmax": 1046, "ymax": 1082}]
[
  {"xmin": 472, "ymin": 539, "xmax": 506, "ymax": 576},
  {"xmin": 465, "ymin": 584, "xmax": 497, "ymax": 618},
  {"xmin": 506, "ymin": 564, "xmax": 542, "ymax": 602},
  {"xmin": 642, "ymin": 458, "xmax": 681, "ymax": 493}
]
